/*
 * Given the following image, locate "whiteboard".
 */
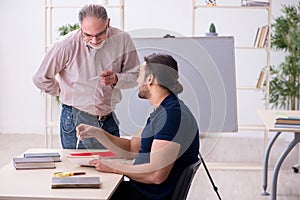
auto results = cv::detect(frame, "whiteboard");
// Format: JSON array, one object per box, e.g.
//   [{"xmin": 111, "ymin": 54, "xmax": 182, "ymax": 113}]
[{"xmin": 115, "ymin": 36, "xmax": 238, "ymax": 135}]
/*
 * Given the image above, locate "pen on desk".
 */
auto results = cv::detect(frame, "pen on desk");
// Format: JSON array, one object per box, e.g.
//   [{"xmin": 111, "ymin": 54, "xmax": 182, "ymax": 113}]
[
  {"xmin": 76, "ymin": 136, "xmax": 80, "ymax": 150},
  {"xmin": 53, "ymin": 171, "xmax": 86, "ymax": 177}
]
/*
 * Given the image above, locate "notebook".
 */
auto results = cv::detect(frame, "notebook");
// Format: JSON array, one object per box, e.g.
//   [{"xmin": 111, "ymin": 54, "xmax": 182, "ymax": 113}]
[
  {"xmin": 51, "ymin": 176, "xmax": 101, "ymax": 189},
  {"xmin": 23, "ymin": 152, "xmax": 61, "ymax": 162}
]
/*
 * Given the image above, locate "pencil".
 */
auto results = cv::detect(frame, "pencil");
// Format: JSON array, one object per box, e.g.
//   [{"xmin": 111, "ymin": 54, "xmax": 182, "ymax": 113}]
[
  {"xmin": 89, "ymin": 76, "xmax": 99, "ymax": 81},
  {"xmin": 76, "ymin": 136, "xmax": 80, "ymax": 149}
]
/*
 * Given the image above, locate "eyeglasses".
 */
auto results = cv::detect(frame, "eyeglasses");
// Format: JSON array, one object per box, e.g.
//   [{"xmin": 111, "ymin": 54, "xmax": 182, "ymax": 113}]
[{"xmin": 81, "ymin": 25, "xmax": 108, "ymax": 40}]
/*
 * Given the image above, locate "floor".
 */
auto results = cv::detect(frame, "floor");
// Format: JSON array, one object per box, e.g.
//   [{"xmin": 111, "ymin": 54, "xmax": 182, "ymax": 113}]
[{"xmin": 1, "ymin": 133, "xmax": 300, "ymax": 200}]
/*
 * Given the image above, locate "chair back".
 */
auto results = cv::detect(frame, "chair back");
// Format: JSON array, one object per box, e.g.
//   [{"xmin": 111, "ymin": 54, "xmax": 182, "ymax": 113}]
[{"xmin": 171, "ymin": 159, "xmax": 201, "ymax": 200}]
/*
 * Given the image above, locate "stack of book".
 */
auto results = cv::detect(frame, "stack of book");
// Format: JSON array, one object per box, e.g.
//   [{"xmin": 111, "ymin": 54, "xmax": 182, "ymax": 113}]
[
  {"xmin": 13, "ymin": 157, "xmax": 56, "ymax": 170},
  {"xmin": 274, "ymin": 117, "xmax": 300, "ymax": 129},
  {"xmin": 23, "ymin": 152, "xmax": 61, "ymax": 162},
  {"xmin": 253, "ymin": 25, "xmax": 269, "ymax": 48},
  {"xmin": 13, "ymin": 152, "xmax": 61, "ymax": 170}
]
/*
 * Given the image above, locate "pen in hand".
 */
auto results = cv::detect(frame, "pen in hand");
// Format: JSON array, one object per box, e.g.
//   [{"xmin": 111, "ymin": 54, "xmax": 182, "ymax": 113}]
[
  {"xmin": 89, "ymin": 74, "xmax": 109, "ymax": 81},
  {"xmin": 89, "ymin": 76, "xmax": 99, "ymax": 81},
  {"xmin": 76, "ymin": 136, "xmax": 80, "ymax": 150}
]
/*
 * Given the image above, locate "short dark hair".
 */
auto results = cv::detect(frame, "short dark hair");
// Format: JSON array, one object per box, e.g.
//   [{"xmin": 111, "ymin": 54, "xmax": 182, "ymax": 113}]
[
  {"xmin": 79, "ymin": 4, "xmax": 108, "ymax": 25},
  {"xmin": 144, "ymin": 53, "xmax": 183, "ymax": 94}
]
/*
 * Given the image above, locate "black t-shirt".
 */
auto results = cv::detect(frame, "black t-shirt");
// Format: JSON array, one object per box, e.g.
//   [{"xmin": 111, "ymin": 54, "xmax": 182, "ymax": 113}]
[{"xmin": 131, "ymin": 93, "xmax": 200, "ymax": 200}]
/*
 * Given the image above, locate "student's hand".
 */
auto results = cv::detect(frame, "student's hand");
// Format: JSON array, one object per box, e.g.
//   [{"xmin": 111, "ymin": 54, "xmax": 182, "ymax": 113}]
[
  {"xmin": 100, "ymin": 70, "xmax": 118, "ymax": 86},
  {"xmin": 89, "ymin": 159, "xmax": 116, "ymax": 173},
  {"xmin": 76, "ymin": 124, "xmax": 98, "ymax": 140}
]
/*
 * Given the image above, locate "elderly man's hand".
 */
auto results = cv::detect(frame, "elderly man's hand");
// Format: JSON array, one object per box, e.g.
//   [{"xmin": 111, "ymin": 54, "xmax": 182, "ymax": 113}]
[{"xmin": 100, "ymin": 70, "xmax": 118, "ymax": 86}]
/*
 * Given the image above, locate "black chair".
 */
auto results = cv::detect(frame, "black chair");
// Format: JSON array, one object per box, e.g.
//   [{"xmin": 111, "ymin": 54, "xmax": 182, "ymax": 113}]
[{"xmin": 171, "ymin": 159, "xmax": 202, "ymax": 200}]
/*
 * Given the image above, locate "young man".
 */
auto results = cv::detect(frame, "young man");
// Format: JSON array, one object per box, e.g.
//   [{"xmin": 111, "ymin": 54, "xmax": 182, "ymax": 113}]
[
  {"xmin": 77, "ymin": 53, "xmax": 200, "ymax": 200},
  {"xmin": 33, "ymin": 4, "xmax": 140, "ymax": 149}
]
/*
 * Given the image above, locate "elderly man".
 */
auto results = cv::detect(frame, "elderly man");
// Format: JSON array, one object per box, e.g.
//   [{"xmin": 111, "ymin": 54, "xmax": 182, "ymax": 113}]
[{"xmin": 33, "ymin": 4, "xmax": 140, "ymax": 149}]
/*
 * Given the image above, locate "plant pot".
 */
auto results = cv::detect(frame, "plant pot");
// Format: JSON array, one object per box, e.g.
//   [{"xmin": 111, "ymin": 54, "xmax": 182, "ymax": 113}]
[{"xmin": 205, "ymin": 32, "xmax": 218, "ymax": 36}]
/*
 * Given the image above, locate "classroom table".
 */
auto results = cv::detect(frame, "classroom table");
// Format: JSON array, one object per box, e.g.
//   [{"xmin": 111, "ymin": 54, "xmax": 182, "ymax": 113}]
[
  {"xmin": 258, "ymin": 110, "xmax": 300, "ymax": 200},
  {"xmin": 0, "ymin": 148, "xmax": 124, "ymax": 200}
]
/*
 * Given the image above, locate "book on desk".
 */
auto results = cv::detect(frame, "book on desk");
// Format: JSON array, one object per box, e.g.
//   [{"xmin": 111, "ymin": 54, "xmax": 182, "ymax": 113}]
[
  {"xmin": 68, "ymin": 151, "xmax": 117, "ymax": 158},
  {"xmin": 23, "ymin": 152, "xmax": 61, "ymax": 162},
  {"xmin": 51, "ymin": 176, "xmax": 101, "ymax": 189},
  {"xmin": 13, "ymin": 157, "xmax": 56, "ymax": 170},
  {"xmin": 67, "ymin": 151, "xmax": 118, "ymax": 167},
  {"xmin": 275, "ymin": 116, "xmax": 300, "ymax": 128}
]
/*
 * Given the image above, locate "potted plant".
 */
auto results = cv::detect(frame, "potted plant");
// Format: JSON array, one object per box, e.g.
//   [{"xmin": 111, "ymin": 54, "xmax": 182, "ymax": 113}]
[
  {"xmin": 58, "ymin": 23, "xmax": 79, "ymax": 37},
  {"xmin": 206, "ymin": 23, "xmax": 218, "ymax": 36},
  {"xmin": 268, "ymin": 2, "xmax": 300, "ymax": 110}
]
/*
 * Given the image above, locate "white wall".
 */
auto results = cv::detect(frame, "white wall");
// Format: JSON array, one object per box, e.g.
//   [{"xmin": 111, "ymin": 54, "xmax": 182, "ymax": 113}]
[
  {"xmin": 0, "ymin": 0, "xmax": 298, "ymax": 135},
  {"xmin": 0, "ymin": 0, "xmax": 45, "ymax": 134}
]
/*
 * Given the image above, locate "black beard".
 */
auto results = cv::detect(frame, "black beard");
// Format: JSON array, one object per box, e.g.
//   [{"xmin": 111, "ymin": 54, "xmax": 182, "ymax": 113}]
[{"xmin": 138, "ymin": 85, "xmax": 150, "ymax": 99}]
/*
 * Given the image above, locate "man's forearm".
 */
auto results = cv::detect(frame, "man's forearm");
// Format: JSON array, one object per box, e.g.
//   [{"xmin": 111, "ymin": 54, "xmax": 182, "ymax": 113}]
[
  {"xmin": 95, "ymin": 129, "xmax": 138, "ymax": 159},
  {"xmin": 32, "ymin": 75, "xmax": 60, "ymax": 96}
]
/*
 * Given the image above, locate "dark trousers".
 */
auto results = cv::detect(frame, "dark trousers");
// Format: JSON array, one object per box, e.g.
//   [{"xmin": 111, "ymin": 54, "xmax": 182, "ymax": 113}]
[{"xmin": 110, "ymin": 181, "xmax": 147, "ymax": 200}]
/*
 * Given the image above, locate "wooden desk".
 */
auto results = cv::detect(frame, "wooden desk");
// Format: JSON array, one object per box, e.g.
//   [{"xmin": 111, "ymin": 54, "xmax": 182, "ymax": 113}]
[
  {"xmin": 0, "ymin": 148, "xmax": 123, "ymax": 200},
  {"xmin": 259, "ymin": 110, "xmax": 300, "ymax": 200}
]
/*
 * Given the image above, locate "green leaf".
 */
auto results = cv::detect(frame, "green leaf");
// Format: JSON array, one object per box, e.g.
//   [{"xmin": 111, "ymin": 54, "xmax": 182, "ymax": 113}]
[
  {"xmin": 269, "ymin": 2, "xmax": 300, "ymax": 110},
  {"xmin": 58, "ymin": 23, "xmax": 80, "ymax": 36}
]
